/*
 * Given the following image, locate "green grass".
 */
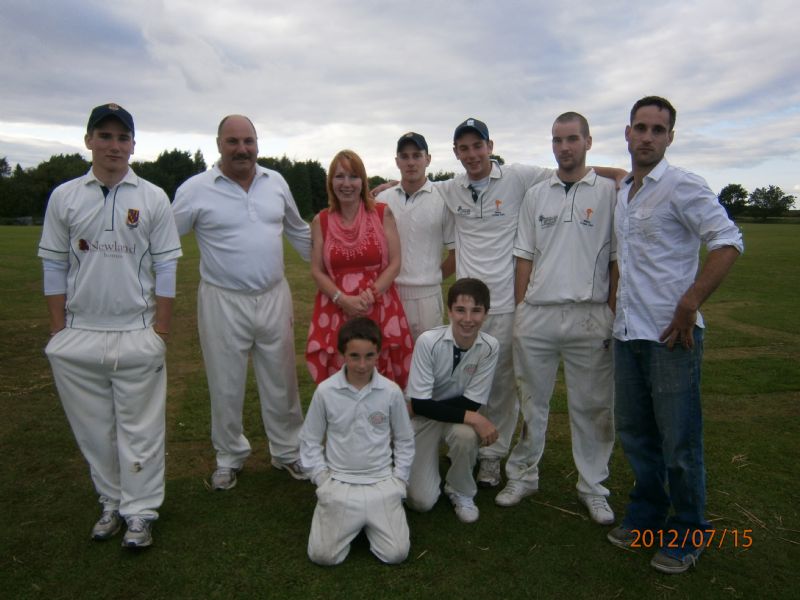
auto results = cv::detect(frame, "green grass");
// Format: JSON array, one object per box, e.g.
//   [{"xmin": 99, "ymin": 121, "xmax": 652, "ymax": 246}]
[{"xmin": 2, "ymin": 223, "xmax": 799, "ymax": 599}]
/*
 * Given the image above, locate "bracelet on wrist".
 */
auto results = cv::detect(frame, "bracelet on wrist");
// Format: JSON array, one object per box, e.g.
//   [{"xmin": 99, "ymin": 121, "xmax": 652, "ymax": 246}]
[{"xmin": 331, "ymin": 290, "xmax": 341, "ymax": 305}]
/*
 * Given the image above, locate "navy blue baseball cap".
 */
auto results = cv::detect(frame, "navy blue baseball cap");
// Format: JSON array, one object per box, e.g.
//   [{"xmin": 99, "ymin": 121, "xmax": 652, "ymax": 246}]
[
  {"xmin": 453, "ymin": 118, "xmax": 489, "ymax": 142},
  {"xmin": 87, "ymin": 103, "xmax": 135, "ymax": 134},
  {"xmin": 396, "ymin": 131, "xmax": 428, "ymax": 153}
]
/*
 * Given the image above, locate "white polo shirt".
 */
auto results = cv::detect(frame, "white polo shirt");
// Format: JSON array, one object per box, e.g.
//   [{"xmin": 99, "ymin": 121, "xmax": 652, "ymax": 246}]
[
  {"xmin": 38, "ymin": 168, "xmax": 182, "ymax": 331},
  {"xmin": 406, "ymin": 325, "xmax": 499, "ymax": 405},
  {"xmin": 514, "ymin": 169, "xmax": 617, "ymax": 305},
  {"xmin": 172, "ymin": 163, "xmax": 312, "ymax": 292},
  {"xmin": 376, "ymin": 180, "xmax": 453, "ymax": 297},
  {"xmin": 299, "ymin": 367, "xmax": 415, "ymax": 485},
  {"xmin": 438, "ymin": 162, "xmax": 552, "ymax": 314},
  {"xmin": 614, "ymin": 158, "xmax": 744, "ymax": 342}
]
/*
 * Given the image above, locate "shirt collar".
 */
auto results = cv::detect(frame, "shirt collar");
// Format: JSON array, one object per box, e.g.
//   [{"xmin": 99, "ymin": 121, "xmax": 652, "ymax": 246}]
[
  {"xmin": 211, "ymin": 161, "xmax": 270, "ymax": 184},
  {"xmin": 84, "ymin": 166, "xmax": 137, "ymax": 188},
  {"xmin": 548, "ymin": 168, "xmax": 598, "ymax": 188},
  {"xmin": 331, "ymin": 366, "xmax": 386, "ymax": 392},
  {"xmin": 625, "ymin": 157, "xmax": 670, "ymax": 187}
]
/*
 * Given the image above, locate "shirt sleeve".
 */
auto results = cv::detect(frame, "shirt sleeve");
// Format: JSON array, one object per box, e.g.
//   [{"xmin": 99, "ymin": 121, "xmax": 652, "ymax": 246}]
[
  {"xmin": 513, "ymin": 186, "xmax": 538, "ymax": 261},
  {"xmin": 675, "ymin": 174, "xmax": 744, "ymax": 254},
  {"xmin": 405, "ymin": 336, "xmax": 436, "ymax": 400},
  {"xmin": 38, "ymin": 187, "xmax": 70, "ymax": 261},
  {"xmin": 148, "ymin": 187, "xmax": 183, "ymax": 262},
  {"xmin": 170, "ymin": 180, "xmax": 196, "ymax": 237},
  {"xmin": 299, "ymin": 389, "xmax": 329, "ymax": 485},
  {"xmin": 516, "ymin": 164, "xmax": 553, "ymax": 189},
  {"xmin": 389, "ymin": 388, "xmax": 415, "ymax": 483},
  {"xmin": 410, "ymin": 395, "xmax": 482, "ymax": 423}
]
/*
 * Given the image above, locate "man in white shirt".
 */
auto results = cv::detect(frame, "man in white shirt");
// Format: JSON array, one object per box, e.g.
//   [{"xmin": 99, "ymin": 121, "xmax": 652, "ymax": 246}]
[
  {"xmin": 172, "ymin": 115, "xmax": 311, "ymax": 490},
  {"xmin": 376, "ymin": 132, "xmax": 454, "ymax": 340},
  {"xmin": 606, "ymin": 96, "xmax": 742, "ymax": 575},
  {"xmin": 39, "ymin": 103, "xmax": 182, "ymax": 548},
  {"xmin": 496, "ymin": 112, "xmax": 617, "ymax": 526}
]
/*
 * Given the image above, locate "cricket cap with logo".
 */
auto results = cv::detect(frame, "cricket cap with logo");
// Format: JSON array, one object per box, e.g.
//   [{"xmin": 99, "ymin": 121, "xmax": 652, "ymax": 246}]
[
  {"xmin": 396, "ymin": 131, "xmax": 428, "ymax": 153},
  {"xmin": 453, "ymin": 118, "xmax": 489, "ymax": 142},
  {"xmin": 87, "ymin": 103, "xmax": 135, "ymax": 135}
]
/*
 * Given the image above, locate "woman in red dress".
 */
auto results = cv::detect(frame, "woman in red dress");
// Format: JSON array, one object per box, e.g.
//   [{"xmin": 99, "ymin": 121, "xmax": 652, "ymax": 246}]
[{"xmin": 306, "ymin": 150, "xmax": 413, "ymax": 387}]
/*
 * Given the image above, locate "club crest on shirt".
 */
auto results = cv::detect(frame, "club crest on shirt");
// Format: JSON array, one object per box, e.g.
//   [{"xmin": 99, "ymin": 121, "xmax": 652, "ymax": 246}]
[
  {"xmin": 457, "ymin": 206, "xmax": 472, "ymax": 216},
  {"xmin": 464, "ymin": 364, "xmax": 477, "ymax": 376},
  {"xmin": 126, "ymin": 208, "xmax": 140, "ymax": 228},
  {"xmin": 580, "ymin": 207, "xmax": 595, "ymax": 227},
  {"xmin": 368, "ymin": 411, "xmax": 388, "ymax": 427},
  {"xmin": 492, "ymin": 199, "xmax": 504, "ymax": 216},
  {"xmin": 125, "ymin": 208, "xmax": 139, "ymax": 229}
]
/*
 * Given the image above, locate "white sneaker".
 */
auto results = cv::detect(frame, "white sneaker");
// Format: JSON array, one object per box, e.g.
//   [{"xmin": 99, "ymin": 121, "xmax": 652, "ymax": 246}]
[
  {"xmin": 270, "ymin": 458, "xmax": 309, "ymax": 481},
  {"xmin": 122, "ymin": 516, "xmax": 153, "ymax": 548},
  {"xmin": 91, "ymin": 510, "xmax": 122, "ymax": 540},
  {"xmin": 210, "ymin": 467, "xmax": 239, "ymax": 491},
  {"xmin": 495, "ymin": 480, "xmax": 537, "ymax": 507},
  {"xmin": 578, "ymin": 493, "xmax": 615, "ymax": 525},
  {"xmin": 445, "ymin": 486, "xmax": 479, "ymax": 523},
  {"xmin": 476, "ymin": 459, "xmax": 501, "ymax": 488}
]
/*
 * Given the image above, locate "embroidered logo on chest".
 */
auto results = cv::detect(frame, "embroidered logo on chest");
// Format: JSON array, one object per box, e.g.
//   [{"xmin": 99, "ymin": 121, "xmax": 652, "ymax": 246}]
[{"xmin": 368, "ymin": 411, "xmax": 388, "ymax": 427}]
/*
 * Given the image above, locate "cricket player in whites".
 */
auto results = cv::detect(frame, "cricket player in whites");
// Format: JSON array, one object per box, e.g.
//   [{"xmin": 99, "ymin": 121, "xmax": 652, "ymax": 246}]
[
  {"xmin": 39, "ymin": 103, "xmax": 182, "ymax": 548},
  {"xmin": 496, "ymin": 112, "xmax": 617, "ymax": 525}
]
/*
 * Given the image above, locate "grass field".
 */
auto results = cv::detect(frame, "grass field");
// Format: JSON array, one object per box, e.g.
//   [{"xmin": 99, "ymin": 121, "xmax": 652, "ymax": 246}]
[{"xmin": 1, "ymin": 223, "xmax": 798, "ymax": 599}]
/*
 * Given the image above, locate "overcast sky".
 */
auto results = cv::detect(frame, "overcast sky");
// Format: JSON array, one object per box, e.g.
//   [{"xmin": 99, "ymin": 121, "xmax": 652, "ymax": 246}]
[{"xmin": 2, "ymin": 0, "xmax": 798, "ymax": 200}]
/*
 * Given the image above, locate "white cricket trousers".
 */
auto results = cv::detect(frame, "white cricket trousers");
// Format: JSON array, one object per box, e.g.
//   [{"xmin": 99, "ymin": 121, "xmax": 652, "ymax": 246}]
[
  {"xmin": 308, "ymin": 477, "xmax": 409, "ymax": 565},
  {"xmin": 507, "ymin": 302, "xmax": 615, "ymax": 495},
  {"xmin": 478, "ymin": 312, "xmax": 518, "ymax": 461},
  {"xmin": 406, "ymin": 417, "xmax": 480, "ymax": 510},
  {"xmin": 45, "ymin": 327, "xmax": 167, "ymax": 518},
  {"xmin": 198, "ymin": 279, "xmax": 304, "ymax": 469},
  {"xmin": 397, "ymin": 285, "xmax": 444, "ymax": 341}
]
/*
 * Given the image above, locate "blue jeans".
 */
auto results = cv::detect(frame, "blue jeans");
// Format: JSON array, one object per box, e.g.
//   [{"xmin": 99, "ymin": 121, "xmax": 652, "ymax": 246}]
[{"xmin": 614, "ymin": 328, "xmax": 708, "ymax": 556}]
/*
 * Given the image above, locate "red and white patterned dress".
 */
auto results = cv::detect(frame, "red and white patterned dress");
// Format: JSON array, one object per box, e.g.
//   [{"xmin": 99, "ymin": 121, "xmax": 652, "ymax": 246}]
[{"xmin": 306, "ymin": 203, "xmax": 413, "ymax": 388}]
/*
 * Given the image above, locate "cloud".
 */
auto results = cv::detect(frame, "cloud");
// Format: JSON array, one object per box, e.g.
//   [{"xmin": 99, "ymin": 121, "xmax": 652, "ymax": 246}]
[{"xmin": 0, "ymin": 0, "xmax": 797, "ymax": 196}]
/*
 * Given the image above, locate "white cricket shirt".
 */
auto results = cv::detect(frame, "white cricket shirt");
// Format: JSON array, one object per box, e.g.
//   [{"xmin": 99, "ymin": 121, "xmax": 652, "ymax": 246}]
[
  {"xmin": 38, "ymin": 168, "xmax": 182, "ymax": 330},
  {"xmin": 406, "ymin": 325, "xmax": 499, "ymax": 405},
  {"xmin": 438, "ymin": 162, "xmax": 552, "ymax": 314},
  {"xmin": 514, "ymin": 169, "xmax": 617, "ymax": 305}
]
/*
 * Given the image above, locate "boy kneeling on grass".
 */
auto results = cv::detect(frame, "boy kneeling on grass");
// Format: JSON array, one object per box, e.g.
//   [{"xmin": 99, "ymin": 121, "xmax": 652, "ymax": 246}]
[{"xmin": 299, "ymin": 317, "xmax": 415, "ymax": 565}]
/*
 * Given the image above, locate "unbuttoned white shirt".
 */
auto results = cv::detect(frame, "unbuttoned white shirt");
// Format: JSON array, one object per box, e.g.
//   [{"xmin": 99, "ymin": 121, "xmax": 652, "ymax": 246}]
[
  {"xmin": 514, "ymin": 169, "xmax": 617, "ymax": 305},
  {"xmin": 614, "ymin": 158, "xmax": 743, "ymax": 342},
  {"xmin": 438, "ymin": 162, "xmax": 552, "ymax": 314},
  {"xmin": 299, "ymin": 367, "xmax": 415, "ymax": 485},
  {"xmin": 376, "ymin": 180, "xmax": 453, "ymax": 295},
  {"xmin": 172, "ymin": 163, "xmax": 311, "ymax": 292},
  {"xmin": 406, "ymin": 325, "xmax": 499, "ymax": 405},
  {"xmin": 38, "ymin": 168, "xmax": 182, "ymax": 330}
]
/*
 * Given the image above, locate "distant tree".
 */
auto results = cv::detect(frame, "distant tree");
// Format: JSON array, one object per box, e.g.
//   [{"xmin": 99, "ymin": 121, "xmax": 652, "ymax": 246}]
[
  {"xmin": 490, "ymin": 154, "xmax": 505, "ymax": 165},
  {"xmin": 307, "ymin": 160, "xmax": 328, "ymax": 214},
  {"xmin": 0, "ymin": 157, "xmax": 10, "ymax": 177},
  {"xmin": 286, "ymin": 161, "xmax": 313, "ymax": 219},
  {"xmin": 193, "ymin": 149, "xmax": 207, "ymax": 173},
  {"xmin": 747, "ymin": 185, "xmax": 795, "ymax": 221},
  {"xmin": 133, "ymin": 149, "xmax": 198, "ymax": 200},
  {"xmin": 428, "ymin": 170, "xmax": 455, "ymax": 182},
  {"xmin": 368, "ymin": 175, "xmax": 388, "ymax": 190},
  {"xmin": 718, "ymin": 183, "xmax": 748, "ymax": 219},
  {"xmin": 0, "ymin": 153, "xmax": 89, "ymax": 218}
]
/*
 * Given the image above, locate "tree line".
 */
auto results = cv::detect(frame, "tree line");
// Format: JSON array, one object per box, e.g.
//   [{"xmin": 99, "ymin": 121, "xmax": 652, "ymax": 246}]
[
  {"xmin": 0, "ymin": 153, "xmax": 793, "ymax": 223},
  {"xmin": 0, "ymin": 151, "xmax": 330, "ymax": 221},
  {"xmin": 718, "ymin": 183, "xmax": 795, "ymax": 221}
]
